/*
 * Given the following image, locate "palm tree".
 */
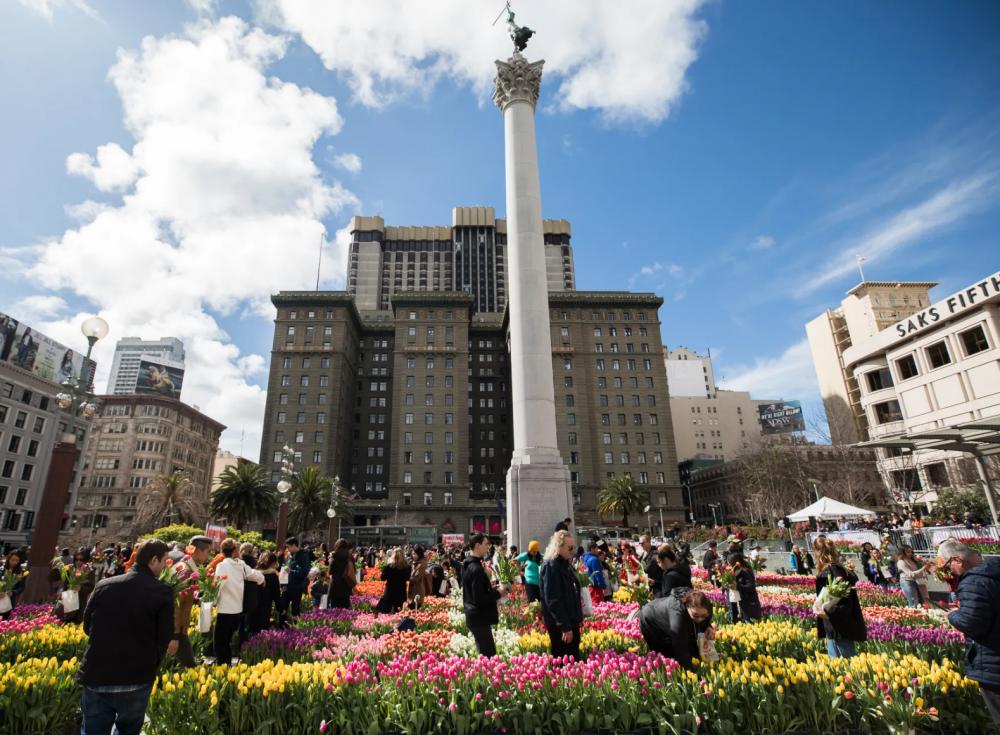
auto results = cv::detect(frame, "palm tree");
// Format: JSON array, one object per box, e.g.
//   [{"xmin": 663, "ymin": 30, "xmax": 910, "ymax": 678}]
[
  {"xmin": 132, "ymin": 471, "xmax": 208, "ymax": 535},
  {"xmin": 287, "ymin": 466, "xmax": 333, "ymax": 538},
  {"xmin": 211, "ymin": 463, "xmax": 278, "ymax": 530},
  {"xmin": 596, "ymin": 474, "xmax": 647, "ymax": 529}
]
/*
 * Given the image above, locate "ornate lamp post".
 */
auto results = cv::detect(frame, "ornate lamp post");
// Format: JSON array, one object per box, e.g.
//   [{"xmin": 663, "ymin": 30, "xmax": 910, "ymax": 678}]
[
  {"xmin": 326, "ymin": 475, "xmax": 342, "ymax": 549},
  {"xmin": 23, "ymin": 316, "xmax": 109, "ymax": 603},
  {"xmin": 275, "ymin": 444, "xmax": 295, "ymax": 550}
]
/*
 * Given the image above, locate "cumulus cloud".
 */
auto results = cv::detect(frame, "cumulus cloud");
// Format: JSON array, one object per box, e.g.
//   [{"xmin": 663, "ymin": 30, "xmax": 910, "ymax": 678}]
[
  {"xmin": 9, "ymin": 16, "xmax": 358, "ymax": 457},
  {"xmin": 751, "ymin": 234, "xmax": 776, "ymax": 251},
  {"xmin": 257, "ymin": 0, "xmax": 709, "ymax": 123},
  {"xmin": 332, "ymin": 152, "xmax": 362, "ymax": 173},
  {"xmin": 4, "ymin": 295, "xmax": 69, "ymax": 323},
  {"xmin": 716, "ymin": 339, "xmax": 818, "ymax": 402}
]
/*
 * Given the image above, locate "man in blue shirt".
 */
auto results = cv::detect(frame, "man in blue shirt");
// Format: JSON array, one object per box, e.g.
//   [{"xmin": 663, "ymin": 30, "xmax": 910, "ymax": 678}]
[{"xmin": 582, "ymin": 540, "xmax": 606, "ymax": 606}]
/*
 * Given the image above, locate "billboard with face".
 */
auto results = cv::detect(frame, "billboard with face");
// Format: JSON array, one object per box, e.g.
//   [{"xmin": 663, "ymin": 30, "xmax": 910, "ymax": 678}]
[
  {"xmin": 0, "ymin": 311, "xmax": 95, "ymax": 386},
  {"xmin": 758, "ymin": 400, "xmax": 806, "ymax": 434},
  {"xmin": 135, "ymin": 357, "xmax": 185, "ymax": 399}
]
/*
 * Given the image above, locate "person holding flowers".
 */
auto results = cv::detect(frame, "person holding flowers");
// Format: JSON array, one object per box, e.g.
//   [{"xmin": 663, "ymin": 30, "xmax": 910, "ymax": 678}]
[
  {"xmin": 0, "ymin": 549, "xmax": 26, "ymax": 620},
  {"xmin": 814, "ymin": 546, "xmax": 866, "ymax": 658},
  {"xmin": 329, "ymin": 538, "xmax": 357, "ymax": 609},
  {"xmin": 214, "ymin": 537, "xmax": 265, "ymax": 666},
  {"xmin": 409, "ymin": 545, "xmax": 433, "ymax": 608},
  {"xmin": 77, "ymin": 539, "xmax": 174, "ymax": 735},
  {"xmin": 656, "ymin": 547, "xmax": 692, "ymax": 599},
  {"xmin": 938, "ymin": 539, "xmax": 1000, "ymax": 726},
  {"xmin": 250, "ymin": 551, "xmax": 281, "ymax": 635},
  {"xmin": 170, "ymin": 535, "xmax": 212, "ymax": 668},
  {"xmin": 582, "ymin": 540, "xmax": 607, "ymax": 608},
  {"xmin": 540, "ymin": 530, "xmax": 584, "ymax": 660},
  {"xmin": 728, "ymin": 552, "xmax": 762, "ymax": 622},
  {"xmin": 461, "ymin": 533, "xmax": 504, "ymax": 657}
]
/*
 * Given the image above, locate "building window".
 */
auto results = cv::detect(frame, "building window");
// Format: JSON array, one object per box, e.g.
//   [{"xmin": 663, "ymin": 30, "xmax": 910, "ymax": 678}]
[
  {"xmin": 403, "ymin": 472, "xmax": 412, "ymax": 484},
  {"xmin": 865, "ymin": 368, "xmax": 894, "ymax": 392},
  {"xmin": 895, "ymin": 354, "xmax": 919, "ymax": 380},
  {"xmin": 960, "ymin": 325, "xmax": 990, "ymax": 356},
  {"xmin": 443, "ymin": 491, "xmax": 453, "ymax": 505},
  {"xmin": 423, "ymin": 492, "xmax": 433, "ymax": 505},
  {"xmin": 925, "ymin": 341, "xmax": 951, "ymax": 369},
  {"xmin": 568, "ymin": 432, "xmax": 577, "ymax": 445},
  {"xmin": 873, "ymin": 399, "xmax": 903, "ymax": 424}
]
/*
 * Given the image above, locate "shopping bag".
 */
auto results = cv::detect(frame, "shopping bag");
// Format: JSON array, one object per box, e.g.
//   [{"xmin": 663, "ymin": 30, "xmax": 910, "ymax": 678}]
[
  {"xmin": 60, "ymin": 589, "xmax": 80, "ymax": 613},
  {"xmin": 199, "ymin": 601, "xmax": 214, "ymax": 633},
  {"xmin": 0, "ymin": 594, "xmax": 11, "ymax": 614},
  {"xmin": 320, "ymin": 594, "xmax": 328, "ymax": 609},
  {"xmin": 278, "ymin": 569, "xmax": 289, "ymax": 585},
  {"xmin": 580, "ymin": 587, "xmax": 593, "ymax": 617}
]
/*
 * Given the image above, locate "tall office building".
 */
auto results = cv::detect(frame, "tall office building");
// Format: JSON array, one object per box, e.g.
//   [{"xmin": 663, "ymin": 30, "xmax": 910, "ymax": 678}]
[
  {"xmin": 259, "ymin": 287, "xmax": 683, "ymax": 536},
  {"xmin": 806, "ymin": 281, "xmax": 936, "ymax": 444},
  {"xmin": 347, "ymin": 207, "xmax": 575, "ymax": 313},
  {"xmin": 106, "ymin": 337, "xmax": 186, "ymax": 395},
  {"xmin": 665, "ymin": 346, "xmax": 780, "ymax": 463}
]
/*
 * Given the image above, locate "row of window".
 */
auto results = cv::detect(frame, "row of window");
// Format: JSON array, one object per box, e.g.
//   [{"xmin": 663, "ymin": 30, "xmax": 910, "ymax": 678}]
[
  {"xmin": 556, "ymin": 310, "xmax": 648, "ymax": 322},
  {"xmin": 866, "ymin": 324, "xmax": 991, "ymax": 393},
  {"xmin": 0, "ymin": 406, "xmax": 46, "ymax": 434},
  {"xmin": 279, "ymin": 375, "xmax": 331, "ymax": 387},
  {"xmin": 0, "ymin": 485, "xmax": 29, "ymax": 505}
]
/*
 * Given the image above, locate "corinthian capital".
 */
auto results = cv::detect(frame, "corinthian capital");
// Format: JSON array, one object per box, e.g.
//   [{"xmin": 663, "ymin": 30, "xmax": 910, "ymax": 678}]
[{"xmin": 494, "ymin": 53, "xmax": 545, "ymax": 111}]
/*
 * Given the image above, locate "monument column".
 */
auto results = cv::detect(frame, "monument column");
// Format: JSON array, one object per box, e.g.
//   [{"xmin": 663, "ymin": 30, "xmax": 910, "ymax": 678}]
[{"xmin": 495, "ymin": 52, "xmax": 573, "ymax": 549}]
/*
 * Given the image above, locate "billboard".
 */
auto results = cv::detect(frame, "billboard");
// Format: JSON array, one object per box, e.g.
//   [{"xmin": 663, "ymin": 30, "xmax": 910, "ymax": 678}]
[
  {"xmin": 758, "ymin": 400, "xmax": 806, "ymax": 434},
  {"xmin": 135, "ymin": 357, "xmax": 185, "ymax": 399},
  {"xmin": 0, "ymin": 311, "xmax": 95, "ymax": 386}
]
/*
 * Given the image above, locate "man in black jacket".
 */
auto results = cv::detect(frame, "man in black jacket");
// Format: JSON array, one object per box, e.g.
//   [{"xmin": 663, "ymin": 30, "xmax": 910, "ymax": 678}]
[
  {"xmin": 461, "ymin": 533, "xmax": 503, "ymax": 656},
  {"xmin": 539, "ymin": 530, "xmax": 584, "ymax": 660},
  {"xmin": 77, "ymin": 538, "xmax": 173, "ymax": 735}
]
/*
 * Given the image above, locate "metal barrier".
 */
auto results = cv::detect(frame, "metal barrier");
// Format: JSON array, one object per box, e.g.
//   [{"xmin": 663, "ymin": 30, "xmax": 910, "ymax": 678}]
[{"xmin": 806, "ymin": 524, "xmax": 999, "ymax": 554}]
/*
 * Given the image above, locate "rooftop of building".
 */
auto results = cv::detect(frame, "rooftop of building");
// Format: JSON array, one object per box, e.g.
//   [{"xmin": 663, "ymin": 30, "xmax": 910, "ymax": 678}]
[
  {"xmin": 349, "ymin": 208, "xmax": 571, "ymax": 238},
  {"xmin": 95, "ymin": 393, "xmax": 227, "ymax": 433},
  {"xmin": 845, "ymin": 280, "xmax": 939, "ymax": 297}
]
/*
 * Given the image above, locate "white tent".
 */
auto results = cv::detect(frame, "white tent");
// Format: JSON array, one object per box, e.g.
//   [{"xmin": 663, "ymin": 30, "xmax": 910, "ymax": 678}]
[{"xmin": 787, "ymin": 496, "xmax": 875, "ymax": 522}]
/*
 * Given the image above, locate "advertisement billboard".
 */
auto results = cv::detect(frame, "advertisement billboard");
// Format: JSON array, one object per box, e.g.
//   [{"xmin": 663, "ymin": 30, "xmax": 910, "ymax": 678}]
[
  {"xmin": 0, "ymin": 311, "xmax": 95, "ymax": 386},
  {"xmin": 758, "ymin": 401, "xmax": 806, "ymax": 434},
  {"xmin": 135, "ymin": 357, "xmax": 185, "ymax": 399}
]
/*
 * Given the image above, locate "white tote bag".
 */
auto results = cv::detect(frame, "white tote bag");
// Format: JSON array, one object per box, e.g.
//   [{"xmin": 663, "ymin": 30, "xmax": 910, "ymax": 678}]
[
  {"xmin": 198, "ymin": 601, "xmax": 214, "ymax": 633},
  {"xmin": 320, "ymin": 594, "xmax": 328, "ymax": 610},
  {"xmin": 0, "ymin": 593, "xmax": 12, "ymax": 614},
  {"xmin": 278, "ymin": 568, "xmax": 289, "ymax": 585},
  {"xmin": 579, "ymin": 587, "xmax": 594, "ymax": 617},
  {"xmin": 61, "ymin": 589, "xmax": 80, "ymax": 614}
]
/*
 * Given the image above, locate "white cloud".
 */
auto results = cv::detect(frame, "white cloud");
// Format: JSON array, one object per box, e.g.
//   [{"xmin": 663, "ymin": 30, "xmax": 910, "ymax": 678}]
[
  {"xmin": 751, "ymin": 234, "xmax": 776, "ymax": 251},
  {"xmin": 6, "ymin": 16, "xmax": 358, "ymax": 457},
  {"xmin": 66, "ymin": 143, "xmax": 139, "ymax": 192},
  {"xmin": 4, "ymin": 295, "xmax": 69, "ymax": 323},
  {"xmin": 16, "ymin": 0, "xmax": 98, "ymax": 21},
  {"xmin": 628, "ymin": 260, "xmax": 685, "ymax": 289},
  {"xmin": 186, "ymin": 0, "xmax": 218, "ymax": 15},
  {"xmin": 64, "ymin": 200, "xmax": 112, "ymax": 223},
  {"xmin": 795, "ymin": 173, "xmax": 996, "ymax": 297},
  {"xmin": 257, "ymin": 0, "xmax": 708, "ymax": 123},
  {"xmin": 332, "ymin": 152, "xmax": 362, "ymax": 173},
  {"xmin": 716, "ymin": 339, "xmax": 818, "ymax": 403}
]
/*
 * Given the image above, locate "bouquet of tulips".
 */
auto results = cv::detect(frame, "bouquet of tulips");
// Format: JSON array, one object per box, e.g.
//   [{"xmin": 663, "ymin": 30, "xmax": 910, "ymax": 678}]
[
  {"xmin": 492, "ymin": 553, "xmax": 517, "ymax": 588},
  {"xmin": 0, "ymin": 569, "xmax": 26, "ymax": 594},
  {"xmin": 750, "ymin": 557, "xmax": 767, "ymax": 572},
  {"xmin": 59, "ymin": 562, "xmax": 92, "ymax": 590},
  {"xmin": 159, "ymin": 558, "xmax": 197, "ymax": 599},
  {"xmin": 813, "ymin": 576, "xmax": 851, "ymax": 615},
  {"xmin": 716, "ymin": 563, "xmax": 738, "ymax": 590},
  {"xmin": 197, "ymin": 565, "xmax": 226, "ymax": 604}
]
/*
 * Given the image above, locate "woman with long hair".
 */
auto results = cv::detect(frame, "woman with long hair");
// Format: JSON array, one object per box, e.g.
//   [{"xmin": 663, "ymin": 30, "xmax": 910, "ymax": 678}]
[
  {"xmin": 539, "ymin": 530, "xmax": 583, "ymax": 660},
  {"xmin": 250, "ymin": 552, "xmax": 281, "ymax": 635},
  {"xmin": 376, "ymin": 547, "xmax": 411, "ymax": 614},
  {"xmin": 328, "ymin": 539, "xmax": 356, "ymax": 609},
  {"xmin": 896, "ymin": 545, "xmax": 931, "ymax": 608},
  {"xmin": 727, "ymin": 552, "xmax": 762, "ymax": 622},
  {"xmin": 814, "ymin": 546, "xmax": 866, "ymax": 658},
  {"xmin": 408, "ymin": 545, "xmax": 432, "ymax": 607}
]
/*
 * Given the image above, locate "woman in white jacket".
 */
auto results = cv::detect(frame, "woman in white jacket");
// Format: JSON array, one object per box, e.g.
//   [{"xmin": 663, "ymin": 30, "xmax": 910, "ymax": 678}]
[
  {"xmin": 214, "ymin": 537, "xmax": 264, "ymax": 665},
  {"xmin": 895, "ymin": 544, "xmax": 931, "ymax": 608}
]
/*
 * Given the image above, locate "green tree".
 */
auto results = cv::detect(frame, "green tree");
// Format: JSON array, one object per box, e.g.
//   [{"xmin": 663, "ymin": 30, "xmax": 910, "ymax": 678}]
[
  {"xmin": 287, "ymin": 466, "xmax": 333, "ymax": 537},
  {"xmin": 596, "ymin": 474, "xmax": 647, "ymax": 529},
  {"xmin": 211, "ymin": 463, "xmax": 278, "ymax": 529},
  {"xmin": 132, "ymin": 471, "xmax": 207, "ymax": 535},
  {"xmin": 932, "ymin": 486, "xmax": 992, "ymax": 522}
]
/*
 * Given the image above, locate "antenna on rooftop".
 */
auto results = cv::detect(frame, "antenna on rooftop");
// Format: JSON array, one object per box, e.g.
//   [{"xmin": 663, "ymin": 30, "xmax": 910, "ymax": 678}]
[
  {"xmin": 855, "ymin": 254, "xmax": 867, "ymax": 282},
  {"xmin": 316, "ymin": 233, "xmax": 324, "ymax": 290}
]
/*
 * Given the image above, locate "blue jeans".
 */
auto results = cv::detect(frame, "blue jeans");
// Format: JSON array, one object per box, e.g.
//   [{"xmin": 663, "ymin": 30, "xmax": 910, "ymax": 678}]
[
  {"xmin": 900, "ymin": 580, "xmax": 921, "ymax": 608},
  {"xmin": 81, "ymin": 683, "xmax": 153, "ymax": 735},
  {"xmin": 826, "ymin": 638, "xmax": 856, "ymax": 659}
]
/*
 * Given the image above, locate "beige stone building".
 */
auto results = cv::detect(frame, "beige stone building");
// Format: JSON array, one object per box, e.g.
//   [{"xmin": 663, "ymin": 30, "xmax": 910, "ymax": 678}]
[
  {"xmin": 211, "ymin": 449, "xmax": 256, "ymax": 493},
  {"xmin": 347, "ymin": 207, "xmax": 575, "ymax": 313},
  {"xmin": 806, "ymin": 280, "xmax": 937, "ymax": 444},
  {"xmin": 259, "ymin": 288, "xmax": 685, "ymax": 537},
  {"xmin": 71, "ymin": 394, "xmax": 224, "ymax": 541},
  {"xmin": 665, "ymin": 346, "xmax": 779, "ymax": 463}
]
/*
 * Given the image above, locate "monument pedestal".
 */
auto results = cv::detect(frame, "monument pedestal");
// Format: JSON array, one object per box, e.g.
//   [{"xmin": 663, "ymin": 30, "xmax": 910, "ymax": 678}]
[{"xmin": 506, "ymin": 450, "xmax": 573, "ymax": 551}]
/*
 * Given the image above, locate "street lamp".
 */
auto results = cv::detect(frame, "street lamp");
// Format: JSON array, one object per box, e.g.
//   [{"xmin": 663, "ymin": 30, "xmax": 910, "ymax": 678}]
[
  {"xmin": 24, "ymin": 315, "xmax": 109, "ymax": 603},
  {"xmin": 275, "ymin": 444, "xmax": 295, "ymax": 549},
  {"xmin": 807, "ymin": 478, "xmax": 821, "ymax": 502},
  {"xmin": 708, "ymin": 503, "xmax": 721, "ymax": 527},
  {"xmin": 326, "ymin": 475, "xmax": 342, "ymax": 548},
  {"xmin": 643, "ymin": 504, "xmax": 652, "ymax": 536}
]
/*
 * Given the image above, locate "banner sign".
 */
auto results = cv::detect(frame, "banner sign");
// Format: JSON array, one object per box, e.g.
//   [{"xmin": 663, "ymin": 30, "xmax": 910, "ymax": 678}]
[
  {"xmin": 441, "ymin": 533, "xmax": 465, "ymax": 548},
  {"xmin": 135, "ymin": 357, "xmax": 185, "ymax": 399},
  {"xmin": 0, "ymin": 311, "xmax": 95, "ymax": 386},
  {"xmin": 758, "ymin": 400, "xmax": 805, "ymax": 434},
  {"xmin": 205, "ymin": 523, "xmax": 228, "ymax": 547}
]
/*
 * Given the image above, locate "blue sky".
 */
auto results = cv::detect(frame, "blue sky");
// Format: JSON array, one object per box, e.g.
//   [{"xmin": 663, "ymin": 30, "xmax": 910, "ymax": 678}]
[{"xmin": 1, "ymin": 0, "xmax": 998, "ymax": 457}]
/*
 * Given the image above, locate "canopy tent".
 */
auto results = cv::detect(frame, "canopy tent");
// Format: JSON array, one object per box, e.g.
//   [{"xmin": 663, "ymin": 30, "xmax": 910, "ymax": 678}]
[{"xmin": 787, "ymin": 496, "xmax": 875, "ymax": 522}]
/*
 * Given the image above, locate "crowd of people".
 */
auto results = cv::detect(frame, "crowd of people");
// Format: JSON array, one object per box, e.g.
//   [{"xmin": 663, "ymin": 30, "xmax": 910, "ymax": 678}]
[{"xmin": 2, "ymin": 514, "xmax": 1000, "ymax": 734}]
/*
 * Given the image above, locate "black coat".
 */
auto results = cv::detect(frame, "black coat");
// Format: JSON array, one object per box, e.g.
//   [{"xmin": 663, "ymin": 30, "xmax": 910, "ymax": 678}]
[
  {"xmin": 645, "ymin": 557, "xmax": 663, "ymax": 593},
  {"xmin": 461, "ymin": 555, "xmax": 500, "ymax": 627},
  {"xmin": 377, "ymin": 565, "xmax": 411, "ymax": 613},
  {"xmin": 949, "ymin": 557, "xmax": 1000, "ymax": 687},
  {"xmin": 251, "ymin": 570, "xmax": 280, "ymax": 631},
  {"xmin": 639, "ymin": 589, "xmax": 702, "ymax": 670},
  {"xmin": 815, "ymin": 564, "xmax": 867, "ymax": 642},
  {"xmin": 539, "ymin": 556, "xmax": 583, "ymax": 633},
  {"xmin": 77, "ymin": 566, "xmax": 173, "ymax": 686},
  {"xmin": 659, "ymin": 563, "xmax": 692, "ymax": 599},
  {"xmin": 735, "ymin": 567, "xmax": 762, "ymax": 621}
]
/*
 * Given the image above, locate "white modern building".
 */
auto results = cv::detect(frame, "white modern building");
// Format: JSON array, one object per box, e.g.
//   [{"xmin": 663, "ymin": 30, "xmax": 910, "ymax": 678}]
[
  {"xmin": 844, "ymin": 270, "xmax": 1000, "ymax": 507},
  {"xmin": 106, "ymin": 337, "xmax": 185, "ymax": 395}
]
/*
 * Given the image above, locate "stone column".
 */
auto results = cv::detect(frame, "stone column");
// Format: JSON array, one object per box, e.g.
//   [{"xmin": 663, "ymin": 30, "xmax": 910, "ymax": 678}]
[{"xmin": 495, "ymin": 53, "xmax": 573, "ymax": 550}]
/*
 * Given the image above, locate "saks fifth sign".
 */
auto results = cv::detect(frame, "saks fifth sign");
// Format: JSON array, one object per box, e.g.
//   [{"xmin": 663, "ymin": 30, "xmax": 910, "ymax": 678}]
[{"xmin": 894, "ymin": 272, "xmax": 1000, "ymax": 338}]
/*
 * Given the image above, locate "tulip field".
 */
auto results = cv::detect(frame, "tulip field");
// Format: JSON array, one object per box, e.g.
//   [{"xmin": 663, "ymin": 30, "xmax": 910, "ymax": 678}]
[{"xmin": 0, "ymin": 569, "xmax": 991, "ymax": 735}]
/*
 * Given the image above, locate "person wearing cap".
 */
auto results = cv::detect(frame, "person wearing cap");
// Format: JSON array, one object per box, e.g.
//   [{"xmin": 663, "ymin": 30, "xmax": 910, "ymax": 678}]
[
  {"xmin": 516, "ymin": 540, "xmax": 543, "ymax": 602},
  {"xmin": 172, "ymin": 536, "xmax": 213, "ymax": 668}
]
